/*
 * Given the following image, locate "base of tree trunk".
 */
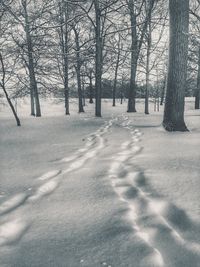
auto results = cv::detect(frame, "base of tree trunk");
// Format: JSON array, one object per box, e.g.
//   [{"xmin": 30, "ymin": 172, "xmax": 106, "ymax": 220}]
[
  {"xmin": 145, "ymin": 111, "xmax": 149, "ymax": 115},
  {"xmin": 162, "ymin": 121, "xmax": 189, "ymax": 132},
  {"xmin": 127, "ymin": 108, "xmax": 136, "ymax": 113},
  {"xmin": 79, "ymin": 110, "xmax": 85, "ymax": 113},
  {"xmin": 89, "ymin": 99, "xmax": 93, "ymax": 104},
  {"xmin": 127, "ymin": 100, "xmax": 136, "ymax": 112}
]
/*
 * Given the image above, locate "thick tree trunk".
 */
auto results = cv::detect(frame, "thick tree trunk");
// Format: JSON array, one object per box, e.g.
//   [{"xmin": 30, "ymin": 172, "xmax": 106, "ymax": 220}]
[
  {"xmin": 22, "ymin": 0, "xmax": 41, "ymax": 117},
  {"xmin": 127, "ymin": 0, "xmax": 137, "ymax": 112},
  {"xmin": 30, "ymin": 88, "xmax": 35, "ymax": 116},
  {"xmin": 163, "ymin": 0, "xmax": 189, "ymax": 131},
  {"xmin": 94, "ymin": 0, "xmax": 102, "ymax": 117},
  {"xmin": 195, "ymin": 46, "xmax": 200, "ymax": 109}
]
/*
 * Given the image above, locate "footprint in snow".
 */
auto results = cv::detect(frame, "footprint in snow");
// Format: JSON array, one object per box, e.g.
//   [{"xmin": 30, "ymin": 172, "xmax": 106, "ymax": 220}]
[
  {"xmin": 0, "ymin": 193, "xmax": 28, "ymax": 216},
  {"xmin": 38, "ymin": 170, "xmax": 61, "ymax": 181},
  {"xmin": 29, "ymin": 178, "xmax": 59, "ymax": 201},
  {"xmin": 0, "ymin": 218, "xmax": 28, "ymax": 246}
]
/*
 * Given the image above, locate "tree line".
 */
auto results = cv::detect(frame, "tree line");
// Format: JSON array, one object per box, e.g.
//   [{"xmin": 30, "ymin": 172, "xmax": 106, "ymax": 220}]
[{"xmin": 0, "ymin": 0, "xmax": 199, "ymax": 131}]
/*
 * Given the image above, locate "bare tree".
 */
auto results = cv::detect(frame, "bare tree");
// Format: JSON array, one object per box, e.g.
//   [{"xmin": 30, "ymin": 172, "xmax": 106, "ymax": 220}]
[
  {"xmin": 72, "ymin": 24, "xmax": 85, "ymax": 113},
  {"xmin": 0, "ymin": 53, "xmax": 21, "ymax": 126},
  {"xmin": 127, "ymin": 0, "xmax": 155, "ymax": 112},
  {"xmin": 163, "ymin": 0, "xmax": 189, "ymax": 131}
]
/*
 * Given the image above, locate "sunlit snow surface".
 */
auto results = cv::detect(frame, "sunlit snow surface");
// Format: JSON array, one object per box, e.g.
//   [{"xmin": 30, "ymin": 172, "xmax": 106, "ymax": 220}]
[{"xmin": 0, "ymin": 98, "xmax": 200, "ymax": 267}]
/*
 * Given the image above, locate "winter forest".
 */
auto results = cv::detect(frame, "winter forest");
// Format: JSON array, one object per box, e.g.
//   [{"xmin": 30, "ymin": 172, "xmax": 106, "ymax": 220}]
[{"xmin": 0, "ymin": 0, "xmax": 200, "ymax": 267}]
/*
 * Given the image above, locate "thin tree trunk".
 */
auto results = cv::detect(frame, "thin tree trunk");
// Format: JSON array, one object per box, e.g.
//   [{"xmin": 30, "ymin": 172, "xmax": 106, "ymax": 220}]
[
  {"xmin": 22, "ymin": 0, "xmax": 41, "ymax": 117},
  {"xmin": 89, "ymin": 71, "xmax": 94, "ymax": 103},
  {"xmin": 160, "ymin": 75, "xmax": 166, "ymax": 106},
  {"xmin": 82, "ymin": 77, "xmax": 86, "ymax": 107},
  {"xmin": 195, "ymin": 46, "xmax": 200, "ymax": 109},
  {"xmin": 73, "ymin": 28, "xmax": 84, "ymax": 113},
  {"xmin": 128, "ymin": 0, "xmax": 155, "ymax": 113},
  {"xmin": 94, "ymin": 0, "xmax": 102, "ymax": 117},
  {"xmin": 3, "ymin": 88, "xmax": 21, "ymax": 126},
  {"xmin": 0, "ymin": 53, "xmax": 21, "ymax": 126},
  {"xmin": 112, "ymin": 47, "xmax": 120, "ymax": 107},
  {"xmin": 145, "ymin": 0, "xmax": 152, "ymax": 115},
  {"xmin": 163, "ymin": 0, "xmax": 189, "ymax": 131},
  {"xmin": 63, "ymin": 0, "xmax": 70, "ymax": 115},
  {"xmin": 120, "ymin": 76, "xmax": 124, "ymax": 104}
]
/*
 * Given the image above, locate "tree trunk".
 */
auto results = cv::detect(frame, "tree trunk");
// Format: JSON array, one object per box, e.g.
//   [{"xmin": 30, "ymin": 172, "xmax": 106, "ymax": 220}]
[
  {"xmin": 89, "ymin": 71, "xmax": 94, "ymax": 103},
  {"xmin": 195, "ymin": 46, "xmax": 200, "ymax": 109},
  {"xmin": 73, "ymin": 28, "xmax": 84, "ymax": 113},
  {"xmin": 82, "ymin": 77, "xmax": 86, "ymax": 107},
  {"xmin": 63, "ymin": 0, "xmax": 70, "ymax": 115},
  {"xmin": 112, "ymin": 47, "xmax": 120, "ymax": 107},
  {"xmin": 94, "ymin": 0, "xmax": 102, "ymax": 117},
  {"xmin": 30, "ymin": 88, "xmax": 35, "ymax": 116},
  {"xmin": 145, "ymin": 0, "xmax": 152, "ymax": 115},
  {"xmin": 163, "ymin": 0, "xmax": 189, "ymax": 131},
  {"xmin": 127, "ymin": 0, "xmax": 137, "ymax": 112},
  {"xmin": 3, "ymin": 88, "xmax": 21, "ymax": 126},
  {"xmin": 160, "ymin": 75, "xmax": 166, "ymax": 106},
  {"xmin": 22, "ymin": 0, "xmax": 41, "ymax": 117},
  {"xmin": 0, "ymin": 53, "xmax": 21, "ymax": 126}
]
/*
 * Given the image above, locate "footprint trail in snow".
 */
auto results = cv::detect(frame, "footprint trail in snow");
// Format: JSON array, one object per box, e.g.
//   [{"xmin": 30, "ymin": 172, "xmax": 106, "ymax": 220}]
[
  {"xmin": 0, "ymin": 114, "xmax": 200, "ymax": 267},
  {"xmin": 108, "ymin": 114, "xmax": 200, "ymax": 267},
  {"xmin": 0, "ymin": 118, "xmax": 115, "ymax": 247}
]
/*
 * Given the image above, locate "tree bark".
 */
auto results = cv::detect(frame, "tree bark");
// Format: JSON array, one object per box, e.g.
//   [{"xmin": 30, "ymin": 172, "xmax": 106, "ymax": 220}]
[
  {"xmin": 73, "ymin": 27, "xmax": 84, "ymax": 113},
  {"xmin": 22, "ymin": 0, "xmax": 41, "ymax": 117},
  {"xmin": 195, "ymin": 46, "xmax": 200, "ymax": 109},
  {"xmin": 127, "ymin": 0, "xmax": 137, "ymax": 112},
  {"xmin": 160, "ymin": 75, "xmax": 166, "ymax": 106},
  {"xmin": 94, "ymin": 0, "xmax": 102, "ymax": 117},
  {"xmin": 112, "ymin": 47, "xmax": 120, "ymax": 107},
  {"xmin": 0, "ymin": 53, "xmax": 21, "ymax": 126},
  {"xmin": 163, "ymin": 0, "xmax": 189, "ymax": 131},
  {"xmin": 63, "ymin": 0, "xmax": 70, "ymax": 115},
  {"xmin": 89, "ymin": 71, "xmax": 94, "ymax": 103},
  {"xmin": 145, "ymin": 0, "xmax": 152, "ymax": 115}
]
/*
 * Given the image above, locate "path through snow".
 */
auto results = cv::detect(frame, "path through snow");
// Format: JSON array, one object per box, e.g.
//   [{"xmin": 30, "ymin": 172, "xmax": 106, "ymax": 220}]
[{"xmin": 0, "ymin": 113, "xmax": 200, "ymax": 267}]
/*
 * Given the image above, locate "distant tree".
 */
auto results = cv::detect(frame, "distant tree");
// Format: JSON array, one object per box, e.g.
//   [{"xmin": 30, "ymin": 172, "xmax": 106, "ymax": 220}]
[
  {"xmin": 72, "ymin": 24, "xmax": 85, "ymax": 113},
  {"xmin": 1, "ymin": 0, "xmax": 52, "ymax": 116},
  {"xmin": 127, "ymin": 0, "xmax": 155, "ymax": 113},
  {"xmin": 94, "ymin": 0, "xmax": 102, "ymax": 117},
  {"xmin": 189, "ymin": 2, "xmax": 200, "ymax": 109},
  {"xmin": 61, "ymin": 0, "xmax": 70, "ymax": 115},
  {"xmin": 163, "ymin": 0, "xmax": 189, "ymax": 131}
]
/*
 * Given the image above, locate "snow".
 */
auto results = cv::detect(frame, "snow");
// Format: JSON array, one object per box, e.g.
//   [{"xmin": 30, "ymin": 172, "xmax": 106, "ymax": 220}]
[{"xmin": 0, "ymin": 98, "xmax": 200, "ymax": 267}]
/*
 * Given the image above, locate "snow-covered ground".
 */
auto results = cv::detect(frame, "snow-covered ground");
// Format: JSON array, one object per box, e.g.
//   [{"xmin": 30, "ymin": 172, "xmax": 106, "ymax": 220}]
[{"xmin": 0, "ymin": 98, "xmax": 199, "ymax": 267}]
